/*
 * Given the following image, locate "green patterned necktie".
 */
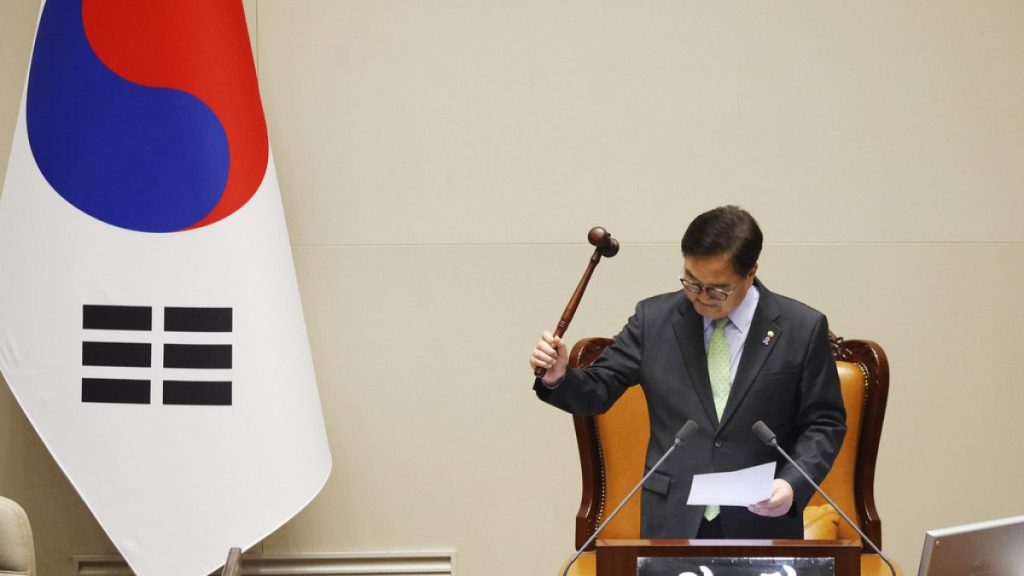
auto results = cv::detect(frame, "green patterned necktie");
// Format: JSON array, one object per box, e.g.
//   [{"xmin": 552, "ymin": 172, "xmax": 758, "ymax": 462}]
[
  {"xmin": 704, "ymin": 317, "xmax": 730, "ymax": 522},
  {"xmin": 708, "ymin": 317, "xmax": 731, "ymax": 420}
]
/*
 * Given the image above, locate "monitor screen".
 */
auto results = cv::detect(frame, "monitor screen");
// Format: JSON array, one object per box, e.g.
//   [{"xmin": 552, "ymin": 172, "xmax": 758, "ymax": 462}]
[{"xmin": 918, "ymin": 514, "xmax": 1024, "ymax": 576}]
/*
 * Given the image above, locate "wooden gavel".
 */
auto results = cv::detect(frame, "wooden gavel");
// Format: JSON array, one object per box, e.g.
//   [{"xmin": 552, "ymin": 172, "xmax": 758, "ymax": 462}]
[{"xmin": 535, "ymin": 226, "xmax": 620, "ymax": 378}]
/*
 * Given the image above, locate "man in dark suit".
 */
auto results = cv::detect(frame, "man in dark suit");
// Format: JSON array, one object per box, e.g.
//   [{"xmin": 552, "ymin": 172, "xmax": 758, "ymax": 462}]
[{"xmin": 529, "ymin": 206, "xmax": 846, "ymax": 539}]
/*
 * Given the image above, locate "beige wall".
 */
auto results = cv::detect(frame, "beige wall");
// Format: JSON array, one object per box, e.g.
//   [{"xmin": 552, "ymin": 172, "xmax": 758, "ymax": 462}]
[{"xmin": 3, "ymin": 1, "xmax": 1024, "ymax": 575}]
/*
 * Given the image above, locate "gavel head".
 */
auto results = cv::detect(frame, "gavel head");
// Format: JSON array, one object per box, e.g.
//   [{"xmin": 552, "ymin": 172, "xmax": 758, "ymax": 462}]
[{"xmin": 588, "ymin": 226, "xmax": 620, "ymax": 257}]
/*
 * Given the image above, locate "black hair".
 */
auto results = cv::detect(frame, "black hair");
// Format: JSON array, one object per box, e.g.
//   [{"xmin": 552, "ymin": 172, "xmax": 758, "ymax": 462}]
[{"xmin": 680, "ymin": 205, "xmax": 762, "ymax": 276}]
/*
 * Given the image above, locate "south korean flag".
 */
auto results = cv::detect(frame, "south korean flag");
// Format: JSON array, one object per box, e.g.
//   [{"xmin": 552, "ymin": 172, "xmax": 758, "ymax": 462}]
[{"xmin": 0, "ymin": 2, "xmax": 332, "ymax": 576}]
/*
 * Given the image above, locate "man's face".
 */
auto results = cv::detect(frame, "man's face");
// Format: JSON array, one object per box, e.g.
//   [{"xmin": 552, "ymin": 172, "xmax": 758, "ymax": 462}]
[{"xmin": 680, "ymin": 254, "xmax": 757, "ymax": 320}]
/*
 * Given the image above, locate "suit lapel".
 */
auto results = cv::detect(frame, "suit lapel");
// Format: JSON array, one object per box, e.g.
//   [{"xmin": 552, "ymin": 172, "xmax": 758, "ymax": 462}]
[
  {"xmin": 720, "ymin": 281, "xmax": 782, "ymax": 429},
  {"xmin": 673, "ymin": 298, "xmax": 719, "ymax": 427}
]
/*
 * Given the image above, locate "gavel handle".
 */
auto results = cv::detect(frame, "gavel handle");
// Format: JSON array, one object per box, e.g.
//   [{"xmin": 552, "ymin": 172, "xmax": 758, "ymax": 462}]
[{"xmin": 535, "ymin": 250, "xmax": 604, "ymax": 378}]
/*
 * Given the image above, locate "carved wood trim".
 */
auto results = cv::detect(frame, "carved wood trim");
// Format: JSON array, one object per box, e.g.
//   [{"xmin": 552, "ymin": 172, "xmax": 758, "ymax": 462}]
[
  {"xmin": 568, "ymin": 337, "xmax": 613, "ymax": 550},
  {"xmin": 829, "ymin": 332, "xmax": 890, "ymax": 547}
]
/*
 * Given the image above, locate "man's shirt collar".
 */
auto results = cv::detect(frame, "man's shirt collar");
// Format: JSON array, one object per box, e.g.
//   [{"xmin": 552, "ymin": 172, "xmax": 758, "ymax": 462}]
[{"xmin": 702, "ymin": 282, "xmax": 760, "ymax": 335}]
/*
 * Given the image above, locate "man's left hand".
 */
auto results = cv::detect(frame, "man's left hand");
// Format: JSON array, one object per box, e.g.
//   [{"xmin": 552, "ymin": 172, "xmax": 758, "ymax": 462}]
[{"xmin": 748, "ymin": 479, "xmax": 794, "ymax": 517}]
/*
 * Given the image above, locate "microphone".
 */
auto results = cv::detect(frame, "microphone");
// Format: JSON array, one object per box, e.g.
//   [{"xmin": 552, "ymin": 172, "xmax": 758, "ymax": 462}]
[
  {"xmin": 560, "ymin": 420, "xmax": 699, "ymax": 576},
  {"xmin": 751, "ymin": 421, "xmax": 897, "ymax": 576}
]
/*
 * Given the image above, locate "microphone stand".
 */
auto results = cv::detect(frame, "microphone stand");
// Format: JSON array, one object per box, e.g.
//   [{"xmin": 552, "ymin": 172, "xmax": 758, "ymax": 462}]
[
  {"xmin": 755, "ymin": 422, "xmax": 898, "ymax": 576},
  {"xmin": 560, "ymin": 421, "xmax": 697, "ymax": 576}
]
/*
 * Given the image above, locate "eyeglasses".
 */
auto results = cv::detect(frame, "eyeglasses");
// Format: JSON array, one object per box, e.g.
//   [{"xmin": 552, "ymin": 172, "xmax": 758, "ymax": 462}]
[{"xmin": 679, "ymin": 278, "xmax": 735, "ymax": 301}]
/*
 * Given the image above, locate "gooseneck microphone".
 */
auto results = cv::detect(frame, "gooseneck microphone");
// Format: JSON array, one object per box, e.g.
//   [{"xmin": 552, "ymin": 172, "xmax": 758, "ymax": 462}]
[
  {"xmin": 560, "ymin": 420, "xmax": 699, "ymax": 576},
  {"xmin": 751, "ymin": 421, "xmax": 897, "ymax": 576}
]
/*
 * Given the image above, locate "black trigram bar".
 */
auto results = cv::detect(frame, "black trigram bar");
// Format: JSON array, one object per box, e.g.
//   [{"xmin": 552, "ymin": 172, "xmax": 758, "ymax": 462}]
[
  {"xmin": 83, "ymin": 305, "xmax": 152, "ymax": 331},
  {"xmin": 82, "ymin": 378, "xmax": 151, "ymax": 404},
  {"xmin": 83, "ymin": 342, "xmax": 152, "ymax": 367},
  {"xmin": 165, "ymin": 307, "xmax": 232, "ymax": 333},
  {"xmin": 163, "ymin": 344, "xmax": 232, "ymax": 369},
  {"xmin": 163, "ymin": 380, "xmax": 232, "ymax": 406}
]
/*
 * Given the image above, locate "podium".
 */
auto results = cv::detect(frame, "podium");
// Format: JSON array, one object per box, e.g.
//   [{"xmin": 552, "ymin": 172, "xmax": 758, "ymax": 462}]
[{"xmin": 595, "ymin": 539, "xmax": 861, "ymax": 576}]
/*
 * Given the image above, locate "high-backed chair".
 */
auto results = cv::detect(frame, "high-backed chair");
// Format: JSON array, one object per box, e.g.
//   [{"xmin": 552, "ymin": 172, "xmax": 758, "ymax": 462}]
[
  {"xmin": 0, "ymin": 496, "xmax": 36, "ymax": 576},
  {"xmin": 560, "ymin": 332, "xmax": 900, "ymax": 576}
]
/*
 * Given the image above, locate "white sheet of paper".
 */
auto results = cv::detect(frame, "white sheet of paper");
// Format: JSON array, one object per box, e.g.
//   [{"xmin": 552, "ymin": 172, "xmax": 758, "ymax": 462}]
[{"xmin": 686, "ymin": 462, "xmax": 777, "ymax": 506}]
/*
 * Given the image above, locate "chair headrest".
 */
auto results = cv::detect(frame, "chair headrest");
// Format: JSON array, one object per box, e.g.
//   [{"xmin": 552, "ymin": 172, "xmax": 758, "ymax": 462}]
[{"xmin": 0, "ymin": 496, "xmax": 36, "ymax": 576}]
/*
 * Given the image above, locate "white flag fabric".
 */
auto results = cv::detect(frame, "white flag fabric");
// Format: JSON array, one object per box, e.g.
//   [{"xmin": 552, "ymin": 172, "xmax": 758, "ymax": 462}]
[{"xmin": 0, "ymin": 2, "xmax": 332, "ymax": 576}]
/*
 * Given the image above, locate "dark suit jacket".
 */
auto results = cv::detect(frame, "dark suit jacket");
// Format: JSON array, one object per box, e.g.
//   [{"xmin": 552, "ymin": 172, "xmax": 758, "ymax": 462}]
[{"xmin": 535, "ymin": 280, "xmax": 846, "ymax": 539}]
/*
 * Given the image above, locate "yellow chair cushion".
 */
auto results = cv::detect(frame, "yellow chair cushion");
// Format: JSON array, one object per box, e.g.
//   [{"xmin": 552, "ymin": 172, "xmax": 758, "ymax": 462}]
[
  {"xmin": 809, "ymin": 360, "xmax": 866, "ymax": 543},
  {"xmin": 803, "ymin": 504, "xmax": 841, "ymax": 540}
]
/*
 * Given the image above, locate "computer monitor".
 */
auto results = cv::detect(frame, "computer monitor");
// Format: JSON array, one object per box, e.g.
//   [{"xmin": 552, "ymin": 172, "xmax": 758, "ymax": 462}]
[{"xmin": 918, "ymin": 514, "xmax": 1024, "ymax": 576}]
